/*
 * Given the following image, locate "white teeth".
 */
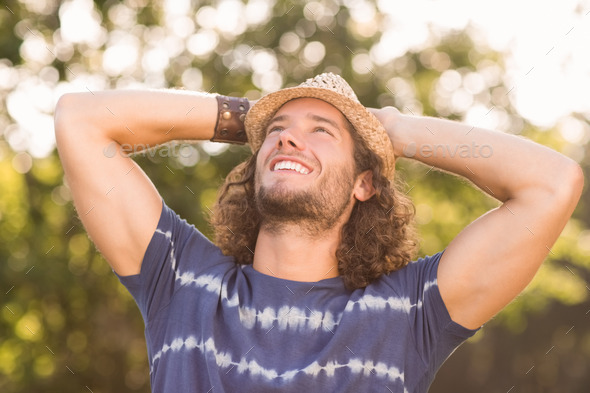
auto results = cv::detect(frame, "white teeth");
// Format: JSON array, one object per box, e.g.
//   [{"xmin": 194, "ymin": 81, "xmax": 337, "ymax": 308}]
[{"xmin": 273, "ymin": 160, "xmax": 310, "ymax": 174}]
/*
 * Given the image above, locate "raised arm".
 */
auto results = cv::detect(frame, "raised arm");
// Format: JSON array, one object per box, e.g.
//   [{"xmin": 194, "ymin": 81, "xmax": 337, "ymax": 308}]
[
  {"xmin": 370, "ymin": 107, "xmax": 584, "ymax": 329},
  {"xmin": 54, "ymin": 90, "xmax": 218, "ymax": 276}
]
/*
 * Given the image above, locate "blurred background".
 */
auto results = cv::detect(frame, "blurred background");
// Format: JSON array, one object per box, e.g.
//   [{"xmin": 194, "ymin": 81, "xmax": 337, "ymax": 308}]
[{"xmin": 0, "ymin": 0, "xmax": 589, "ymax": 392}]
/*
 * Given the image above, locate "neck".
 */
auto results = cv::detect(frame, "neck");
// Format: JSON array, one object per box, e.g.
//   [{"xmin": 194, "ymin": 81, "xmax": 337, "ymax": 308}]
[{"xmin": 252, "ymin": 221, "xmax": 343, "ymax": 282}]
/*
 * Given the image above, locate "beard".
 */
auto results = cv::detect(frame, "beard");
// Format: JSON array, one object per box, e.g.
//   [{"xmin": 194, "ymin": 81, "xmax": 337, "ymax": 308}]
[{"xmin": 255, "ymin": 164, "xmax": 356, "ymax": 237}]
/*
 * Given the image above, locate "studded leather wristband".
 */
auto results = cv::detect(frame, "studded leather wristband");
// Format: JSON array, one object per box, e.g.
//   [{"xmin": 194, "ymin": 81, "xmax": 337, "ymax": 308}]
[{"xmin": 211, "ymin": 95, "xmax": 250, "ymax": 144}]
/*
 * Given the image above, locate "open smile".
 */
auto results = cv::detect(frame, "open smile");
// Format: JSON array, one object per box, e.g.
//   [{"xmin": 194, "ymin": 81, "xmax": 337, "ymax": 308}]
[{"xmin": 270, "ymin": 157, "xmax": 313, "ymax": 175}]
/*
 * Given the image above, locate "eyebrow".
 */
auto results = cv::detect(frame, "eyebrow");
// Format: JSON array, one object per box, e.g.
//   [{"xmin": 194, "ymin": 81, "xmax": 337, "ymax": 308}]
[
  {"xmin": 307, "ymin": 114, "xmax": 340, "ymax": 130},
  {"xmin": 267, "ymin": 114, "xmax": 288, "ymax": 127}
]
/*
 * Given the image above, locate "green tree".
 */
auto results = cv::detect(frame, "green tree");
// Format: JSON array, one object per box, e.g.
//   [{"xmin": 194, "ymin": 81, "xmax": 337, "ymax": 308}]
[{"xmin": 0, "ymin": 1, "xmax": 588, "ymax": 392}]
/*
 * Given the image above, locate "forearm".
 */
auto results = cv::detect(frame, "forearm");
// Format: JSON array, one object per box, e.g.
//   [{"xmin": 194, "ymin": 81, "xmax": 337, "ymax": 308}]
[
  {"xmin": 54, "ymin": 89, "xmax": 218, "ymax": 147},
  {"xmin": 389, "ymin": 113, "xmax": 579, "ymax": 203}
]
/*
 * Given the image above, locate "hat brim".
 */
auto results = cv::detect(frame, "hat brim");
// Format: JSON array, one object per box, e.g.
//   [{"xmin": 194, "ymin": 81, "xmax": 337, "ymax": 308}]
[{"xmin": 244, "ymin": 86, "xmax": 396, "ymax": 179}]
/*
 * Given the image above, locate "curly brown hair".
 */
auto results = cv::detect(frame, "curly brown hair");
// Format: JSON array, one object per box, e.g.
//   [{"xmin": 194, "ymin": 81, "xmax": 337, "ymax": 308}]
[{"xmin": 210, "ymin": 123, "xmax": 417, "ymax": 290}]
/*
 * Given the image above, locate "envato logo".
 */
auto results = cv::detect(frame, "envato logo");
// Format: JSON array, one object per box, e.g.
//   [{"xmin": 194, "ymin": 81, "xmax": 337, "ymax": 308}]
[
  {"xmin": 403, "ymin": 142, "xmax": 493, "ymax": 159},
  {"xmin": 102, "ymin": 141, "xmax": 195, "ymax": 159}
]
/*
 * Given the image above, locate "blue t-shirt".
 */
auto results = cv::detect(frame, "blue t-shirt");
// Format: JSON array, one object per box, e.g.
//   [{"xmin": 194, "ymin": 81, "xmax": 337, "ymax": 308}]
[{"xmin": 117, "ymin": 201, "xmax": 478, "ymax": 393}]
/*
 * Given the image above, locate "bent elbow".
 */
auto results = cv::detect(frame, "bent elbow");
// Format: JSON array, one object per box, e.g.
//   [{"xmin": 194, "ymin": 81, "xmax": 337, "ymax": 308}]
[
  {"xmin": 569, "ymin": 161, "xmax": 584, "ymax": 199},
  {"xmin": 556, "ymin": 160, "xmax": 584, "ymax": 209},
  {"xmin": 54, "ymin": 93, "xmax": 74, "ymax": 132},
  {"xmin": 54, "ymin": 93, "xmax": 86, "ymax": 139}
]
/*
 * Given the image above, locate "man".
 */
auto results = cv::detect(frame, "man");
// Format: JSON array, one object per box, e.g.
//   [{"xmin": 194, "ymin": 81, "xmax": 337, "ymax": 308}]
[{"xmin": 54, "ymin": 73, "xmax": 583, "ymax": 392}]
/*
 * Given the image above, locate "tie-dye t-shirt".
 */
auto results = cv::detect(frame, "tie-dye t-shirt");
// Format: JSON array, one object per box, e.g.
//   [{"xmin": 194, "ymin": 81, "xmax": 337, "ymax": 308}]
[{"xmin": 117, "ymin": 201, "xmax": 478, "ymax": 393}]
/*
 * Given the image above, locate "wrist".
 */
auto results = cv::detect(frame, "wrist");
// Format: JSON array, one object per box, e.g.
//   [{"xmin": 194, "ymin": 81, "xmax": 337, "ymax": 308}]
[
  {"xmin": 370, "ymin": 107, "xmax": 408, "ymax": 158},
  {"xmin": 210, "ymin": 95, "xmax": 250, "ymax": 144},
  {"xmin": 390, "ymin": 113, "xmax": 414, "ymax": 158}
]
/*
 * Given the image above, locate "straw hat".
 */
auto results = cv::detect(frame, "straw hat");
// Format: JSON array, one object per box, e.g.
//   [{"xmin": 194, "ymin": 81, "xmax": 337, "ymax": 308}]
[{"xmin": 244, "ymin": 73, "xmax": 396, "ymax": 179}]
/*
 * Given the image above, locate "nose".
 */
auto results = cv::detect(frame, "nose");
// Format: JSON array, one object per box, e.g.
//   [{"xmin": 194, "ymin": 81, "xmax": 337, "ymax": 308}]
[{"xmin": 276, "ymin": 127, "xmax": 306, "ymax": 151}]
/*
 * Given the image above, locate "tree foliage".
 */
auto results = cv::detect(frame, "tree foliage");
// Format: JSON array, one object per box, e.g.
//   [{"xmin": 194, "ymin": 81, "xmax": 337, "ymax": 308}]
[{"xmin": 0, "ymin": 1, "xmax": 588, "ymax": 392}]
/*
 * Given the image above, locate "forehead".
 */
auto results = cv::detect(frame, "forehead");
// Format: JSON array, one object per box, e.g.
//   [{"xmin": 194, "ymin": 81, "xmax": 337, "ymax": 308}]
[{"xmin": 273, "ymin": 98, "xmax": 349, "ymax": 125}]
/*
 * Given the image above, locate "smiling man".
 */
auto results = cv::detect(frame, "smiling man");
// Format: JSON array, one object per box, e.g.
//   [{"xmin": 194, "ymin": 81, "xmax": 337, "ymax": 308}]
[
  {"xmin": 258, "ymin": 100, "xmax": 359, "ymax": 235},
  {"xmin": 54, "ymin": 73, "xmax": 583, "ymax": 392}
]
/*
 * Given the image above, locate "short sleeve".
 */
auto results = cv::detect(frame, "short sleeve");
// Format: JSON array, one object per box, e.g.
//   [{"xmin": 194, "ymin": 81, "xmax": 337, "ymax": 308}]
[
  {"xmin": 384, "ymin": 252, "xmax": 479, "ymax": 367},
  {"xmin": 116, "ymin": 200, "xmax": 233, "ymax": 322}
]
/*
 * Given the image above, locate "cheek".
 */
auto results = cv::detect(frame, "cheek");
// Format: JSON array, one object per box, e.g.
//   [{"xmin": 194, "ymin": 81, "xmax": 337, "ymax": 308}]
[
  {"xmin": 256, "ymin": 140, "xmax": 273, "ymax": 167},
  {"xmin": 255, "ymin": 152, "xmax": 264, "ymax": 171}
]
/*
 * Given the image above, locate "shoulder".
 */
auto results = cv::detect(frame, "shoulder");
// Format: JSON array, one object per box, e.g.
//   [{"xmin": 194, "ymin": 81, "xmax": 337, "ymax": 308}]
[
  {"xmin": 157, "ymin": 202, "xmax": 217, "ymax": 248},
  {"xmin": 376, "ymin": 252, "xmax": 444, "ymax": 292},
  {"xmin": 144, "ymin": 201, "xmax": 234, "ymax": 276}
]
